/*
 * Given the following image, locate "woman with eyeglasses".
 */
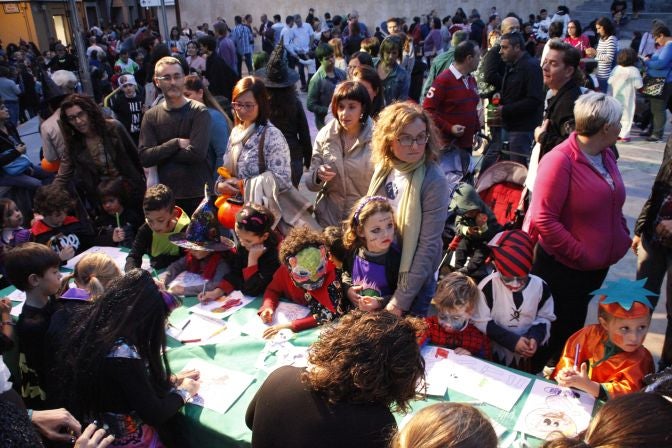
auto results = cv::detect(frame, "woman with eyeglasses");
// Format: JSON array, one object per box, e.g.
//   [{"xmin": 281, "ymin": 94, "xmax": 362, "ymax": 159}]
[
  {"xmin": 530, "ymin": 92, "xmax": 630, "ymax": 373},
  {"xmin": 53, "ymin": 94, "xmax": 145, "ymax": 218},
  {"xmin": 366, "ymin": 102, "xmax": 450, "ymax": 317},
  {"xmin": 58, "ymin": 269, "xmax": 200, "ymax": 448},
  {"xmin": 215, "ymin": 76, "xmax": 291, "ymax": 198},
  {"xmin": 306, "ymin": 81, "xmax": 374, "ymax": 227}
]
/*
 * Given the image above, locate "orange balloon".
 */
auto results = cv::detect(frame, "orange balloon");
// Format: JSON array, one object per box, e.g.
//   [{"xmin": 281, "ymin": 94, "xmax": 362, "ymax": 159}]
[{"xmin": 216, "ymin": 196, "xmax": 243, "ymax": 229}]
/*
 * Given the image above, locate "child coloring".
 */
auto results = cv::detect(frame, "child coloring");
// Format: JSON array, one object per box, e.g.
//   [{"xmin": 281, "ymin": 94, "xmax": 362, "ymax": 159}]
[
  {"xmin": 553, "ymin": 279, "xmax": 655, "ymax": 399},
  {"xmin": 259, "ymin": 226, "xmax": 344, "ymax": 339},
  {"xmin": 421, "ymin": 272, "xmax": 491, "ymax": 359},
  {"xmin": 199, "ymin": 203, "xmax": 280, "ymax": 302},
  {"xmin": 125, "ymin": 184, "xmax": 191, "ymax": 271},
  {"xmin": 30, "ymin": 184, "xmax": 94, "ymax": 262},
  {"xmin": 4, "ymin": 242, "xmax": 62, "ymax": 409},
  {"xmin": 342, "ymin": 196, "xmax": 401, "ymax": 312},
  {"xmin": 472, "ymin": 230, "xmax": 556, "ymax": 372},
  {"xmin": 164, "ymin": 189, "xmax": 235, "ymax": 296}
]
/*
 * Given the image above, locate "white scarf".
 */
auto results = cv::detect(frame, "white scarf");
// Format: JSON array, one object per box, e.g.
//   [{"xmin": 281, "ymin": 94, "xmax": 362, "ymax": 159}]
[{"xmin": 228, "ymin": 123, "xmax": 258, "ymax": 176}]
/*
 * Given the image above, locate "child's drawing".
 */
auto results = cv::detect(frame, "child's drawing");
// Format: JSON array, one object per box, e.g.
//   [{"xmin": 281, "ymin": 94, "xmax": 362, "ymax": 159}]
[{"xmin": 515, "ymin": 380, "xmax": 595, "ymax": 440}]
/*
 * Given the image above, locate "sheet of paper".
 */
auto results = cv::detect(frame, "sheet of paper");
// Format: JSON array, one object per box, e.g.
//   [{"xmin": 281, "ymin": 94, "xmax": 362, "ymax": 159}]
[
  {"xmin": 422, "ymin": 346, "xmax": 531, "ymax": 411},
  {"xmin": 181, "ymin": 358, "xmax": 255, "ymax": 414},
  {"xmin": 189, "ymin": 290, "xmax": 253, "ymax": 320},
  {"xmin": 167, "ymin": 271, "xmax": 207, "ymax": 290},
  {"xmin": 63, "ymin": 246, "xmax": 151, "ymax": 272},
  {"xmin": 420, "ymin": 345, "xmax": 453, "ymax": 396},
  {"xmin": 5, "ymin": 289, "xmax": 25, "ymax": 317},
  {"xmin": 514, "ymin": 380, "xmax": 595, "ymax": 440},
  {"xmin": 238, "ymin": 302, "xmax": 311, "ymax": 339},
  {"xmin": 166, "ymin": 314, "xmax": 235, "ymax": 344}
]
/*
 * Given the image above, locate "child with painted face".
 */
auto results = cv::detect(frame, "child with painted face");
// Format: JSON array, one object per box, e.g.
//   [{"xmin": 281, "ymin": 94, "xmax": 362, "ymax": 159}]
[
  {"xmin": 420, "ymin": 272, "xmax": 491, "ymax": 359},
  {"xmin": 553, "ymin": 279, "xmax": 655, "ymax": 399},
  {"xmin": 472, "ymin": 230, "xmax": 556, "ymax": 372},
  {"xmin": 198, "ymin": 203, "xmax": 279, "ymax": 303},
  {"xmin": 341, "ymin": 196, "xmax": 401, "ymax": 312},
  {"xmin": 259, "ymin": 227, "xmax": 344, "ymax": 339}
]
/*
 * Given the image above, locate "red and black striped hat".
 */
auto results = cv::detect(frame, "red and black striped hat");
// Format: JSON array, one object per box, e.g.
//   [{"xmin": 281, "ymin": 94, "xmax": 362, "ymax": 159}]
[{"xmin": 488, "ymin": 230, "xmax": 534, "ymax": 277}]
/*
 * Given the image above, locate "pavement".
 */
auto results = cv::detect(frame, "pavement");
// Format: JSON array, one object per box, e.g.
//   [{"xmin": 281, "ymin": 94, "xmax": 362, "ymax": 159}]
[{"xmin": 17, "ymin": 96, "xmax": 671, "ymax": 364}]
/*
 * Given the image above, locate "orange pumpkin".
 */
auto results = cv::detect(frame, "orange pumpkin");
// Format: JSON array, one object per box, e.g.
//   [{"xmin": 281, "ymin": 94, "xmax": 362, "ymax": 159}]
[
  {"xmin": 41, "ymin": 158, "xmax": 60, "ymax": 173},
  {"xmin": 216, "ymin": 196, "xmax": 243, "ymax": 229}
]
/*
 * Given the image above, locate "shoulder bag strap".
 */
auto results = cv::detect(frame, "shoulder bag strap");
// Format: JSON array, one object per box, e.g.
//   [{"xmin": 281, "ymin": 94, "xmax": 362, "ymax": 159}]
[{"xmin": 257, "ymin": 125, "xmax": 267, "ymax": 175}]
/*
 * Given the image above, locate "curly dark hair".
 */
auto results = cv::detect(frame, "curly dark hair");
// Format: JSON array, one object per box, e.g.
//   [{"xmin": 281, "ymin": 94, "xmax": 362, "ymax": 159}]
[
  {"xmin": 279, "ymin": 226, "xmax": 325, "ymax": 264},
  {"xmin": 303, "ymin": 310, "xmax": 426, "ymax": 413},
  {"xmin": 58, "ymin": 269, "xmax": 173, "ymax": 419},
  {"xmin": 33, "ymin": 183, "xmax": 75, "ymax": 216},
  {"xmin": 59, "ymin": 94, "xmax": 108, "ymax": 143}
]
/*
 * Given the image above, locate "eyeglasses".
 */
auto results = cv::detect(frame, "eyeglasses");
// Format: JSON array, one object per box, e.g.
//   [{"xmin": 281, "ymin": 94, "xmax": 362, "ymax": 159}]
[
  {"xmin": 232, "ymin": 102, "xmax": 258, "ymax": 111},
  {"xmin": 65, "ymin": 110, "xmax": 87, "ymax": 122},
  {"xmin": 397, "ymin": 133, "xmax": 429, "ymax": 147},
  {"xmin": 155, "ymin": 73, "xmax": 185, "ymax": 82}
]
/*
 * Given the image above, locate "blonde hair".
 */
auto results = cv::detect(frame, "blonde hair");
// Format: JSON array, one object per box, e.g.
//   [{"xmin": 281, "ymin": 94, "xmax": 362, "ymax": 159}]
[
  {"xmin": 342, "ymin": 196, "xmax": 395, "ymax": 251},
  {"xmin": 371, "ymin": 102, "xmax": 441, "ymax": 169},
  {"xmin": 392, "ymin": 403, "xmax": 497, "ymax": 448},
  {"xmin": 574, "ymin": 92, "xmax": 622, "ymax": 137},
  {"xmin": 328, "ymin": 37, "xmax": 344, "ymax": 59},
  {"xmin": 431, "ymin": 272, "xmax": 480, "ymax": 311},
  {"xmin": 59, "ymin": 253, "xmax": 122, "ymax": 299}
]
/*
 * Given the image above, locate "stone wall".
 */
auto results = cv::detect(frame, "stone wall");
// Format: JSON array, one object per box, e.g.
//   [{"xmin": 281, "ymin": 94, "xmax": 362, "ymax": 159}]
[{"xmin": 178, "ymin": 0, "xmax": 585, "ymax": 31}]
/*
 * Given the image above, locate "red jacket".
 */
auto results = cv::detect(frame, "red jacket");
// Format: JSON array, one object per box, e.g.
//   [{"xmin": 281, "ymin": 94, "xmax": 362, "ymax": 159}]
[
  {"xmin": 260, "ymin": 262, "xmax": 338, "ymax": 332},
  {"xmin": 530, "ymin": 132, "xmax": 630, "ymax": 270}
]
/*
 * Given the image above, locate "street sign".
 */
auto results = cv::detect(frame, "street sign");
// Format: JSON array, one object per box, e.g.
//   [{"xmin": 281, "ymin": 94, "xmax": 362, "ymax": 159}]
[{"xmin": 140, "ymin": 0, "xmax": 175, "ymax": 6}]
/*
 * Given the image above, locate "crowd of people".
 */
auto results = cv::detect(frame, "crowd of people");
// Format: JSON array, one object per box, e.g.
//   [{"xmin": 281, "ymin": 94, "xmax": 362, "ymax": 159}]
[{"xmin": 1, "ymin": 2, "xmax": 672, "ymax": 447}]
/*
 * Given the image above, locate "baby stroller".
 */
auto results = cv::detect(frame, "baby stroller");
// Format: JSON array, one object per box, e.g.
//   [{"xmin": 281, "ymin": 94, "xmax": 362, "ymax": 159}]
[{"xmin": 439, "ymin": 160, "xmax": 528, "ymax": 278}]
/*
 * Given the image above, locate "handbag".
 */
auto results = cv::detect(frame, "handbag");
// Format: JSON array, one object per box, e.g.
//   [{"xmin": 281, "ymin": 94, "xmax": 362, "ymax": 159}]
[{"xmin": 641, "ymin": 74, "xmax": 667, "ymax": 97}]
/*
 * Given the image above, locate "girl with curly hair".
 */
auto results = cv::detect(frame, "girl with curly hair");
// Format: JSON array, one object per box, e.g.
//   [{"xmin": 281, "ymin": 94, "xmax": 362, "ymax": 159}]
[
  {"xmin": 246, "ymin": 310, "xmax": 426, "ymax": 448},
  {"xmin": 367, "ymin": 101, "xmax": 451, "ymax": 317},
  {"xmin": 54, "ymin": 94, "xmax": 145, "ymax": 220}
]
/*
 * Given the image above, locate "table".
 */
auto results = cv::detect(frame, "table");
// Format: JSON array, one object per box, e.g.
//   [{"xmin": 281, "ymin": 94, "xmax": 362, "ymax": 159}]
[{"xmin": 165, "ymin": 296, "xmax": 561, "ymax": 448}]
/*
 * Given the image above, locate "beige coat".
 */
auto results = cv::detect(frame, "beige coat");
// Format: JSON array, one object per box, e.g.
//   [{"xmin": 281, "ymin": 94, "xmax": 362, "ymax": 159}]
[{"xmin": 306, "ymin": 117, "xmax": 374, "ymax": 228}]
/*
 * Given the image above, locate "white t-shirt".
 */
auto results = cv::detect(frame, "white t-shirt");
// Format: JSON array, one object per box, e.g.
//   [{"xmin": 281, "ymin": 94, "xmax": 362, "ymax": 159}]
[{"xmin": 383, "ymin": 169, "xmax": 410, "ymax": 211}]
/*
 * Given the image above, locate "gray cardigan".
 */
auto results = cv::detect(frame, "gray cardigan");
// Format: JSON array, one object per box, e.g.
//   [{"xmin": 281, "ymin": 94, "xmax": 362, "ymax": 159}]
[{"xmin": 370, "ymin": 161, "xmax": 450, "ymax": 311}]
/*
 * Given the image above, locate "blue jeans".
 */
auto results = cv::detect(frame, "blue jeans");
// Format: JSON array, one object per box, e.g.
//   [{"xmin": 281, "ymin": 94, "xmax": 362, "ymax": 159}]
[
  {"xmin": 237, "ymin": 53, "xmax": 253, "ymax": 76},
  {"xmin": 504, "ymin": 130, "xmax": 534, "ymax": 166},
  {"xmin": 0, "ymin": 165, "xmax": 53, "ymax": 190},
  {"xmin": 636, "ymin": 233, "xmax": 672, "ymax": 369},
  {"xmin": 598, "ymin": 77, "xmax": 609, "ymax": 93},
  {"xmin": 408, "ymin": 274, "xmax": 437, "ymax": 317}
]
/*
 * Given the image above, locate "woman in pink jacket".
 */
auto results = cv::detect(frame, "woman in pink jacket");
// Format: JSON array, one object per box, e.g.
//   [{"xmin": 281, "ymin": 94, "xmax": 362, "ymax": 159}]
[{"xmin": 530, "ymin": 92, "xmax": 631, "ymax": 373}]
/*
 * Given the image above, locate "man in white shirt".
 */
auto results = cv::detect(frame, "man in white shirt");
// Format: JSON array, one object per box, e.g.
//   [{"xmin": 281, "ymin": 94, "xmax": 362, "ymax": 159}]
[
  {"xmin": 86, "ymin": 36, "xmax": 104, "ymax": 59},
  {"xmin": 292, "ymin": 14, "xmax": 313, "ymax": 91}
]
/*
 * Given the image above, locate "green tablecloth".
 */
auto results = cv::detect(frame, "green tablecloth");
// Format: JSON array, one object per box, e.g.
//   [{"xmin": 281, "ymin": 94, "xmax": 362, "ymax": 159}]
[
  {"xmin": 2, "ymin": 281, "xmax": 586, "ymax": 448},
  {"xmin": 166, "ymin": 296, "xmax": 554, "ymax": 448}
]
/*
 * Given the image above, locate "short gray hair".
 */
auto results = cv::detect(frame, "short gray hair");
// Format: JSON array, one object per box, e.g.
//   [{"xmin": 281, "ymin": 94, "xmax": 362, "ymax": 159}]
[{"xmin": 574, "ymin": 92, "xmax": 622, "ymax": 137}]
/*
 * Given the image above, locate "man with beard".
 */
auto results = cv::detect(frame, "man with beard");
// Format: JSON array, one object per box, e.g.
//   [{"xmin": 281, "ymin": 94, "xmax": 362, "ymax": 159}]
[{"xmin": 138, "ymin": 57, "xmax": 211, "ymax": 215}]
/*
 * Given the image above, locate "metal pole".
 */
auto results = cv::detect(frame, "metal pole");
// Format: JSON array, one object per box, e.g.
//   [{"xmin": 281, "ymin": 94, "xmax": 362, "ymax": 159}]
[
  {"xmin": 159, "ymin": 0, "xmax": 169, "ymax": 43},
  {"xmin": 66, "ymin": 0, "xmax": 94, "ymax": 97}
]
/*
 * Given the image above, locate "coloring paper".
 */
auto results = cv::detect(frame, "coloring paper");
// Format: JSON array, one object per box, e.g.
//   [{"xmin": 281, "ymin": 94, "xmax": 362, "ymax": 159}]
[
  {"xmin": 181, "ymin": 358, "xmax": 255, "ymax": 414},
  {"xmin": 189, "ymin": 290, "xmax": 253, "ymax": 320},
  {"xmin": 167, "ymin": 271, "xmax": 207, "ymax": 290},
  {"xmin": 514, "ymin": 380, "xmax": 595, "ymax": 440},
  {"xmin": 238, "ymin": 302, "xmax": 311, "ymax": 339},
  {"xmin": 421, "ymin": 346, "xmax": 531, "ymax": 411},
  {"xmin": 64, "ymin": 246, "xmax": 151, "ymax": 271}
]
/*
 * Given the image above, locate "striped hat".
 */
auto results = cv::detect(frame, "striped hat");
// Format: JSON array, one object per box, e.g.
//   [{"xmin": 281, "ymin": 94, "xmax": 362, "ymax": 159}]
[{"xmin": 488, "ymin": 230, "xmax": 534, "ymax": 277}]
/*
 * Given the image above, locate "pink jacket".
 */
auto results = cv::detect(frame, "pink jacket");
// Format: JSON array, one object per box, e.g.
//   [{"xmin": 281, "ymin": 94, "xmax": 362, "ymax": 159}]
[{"xmin": 531, "ymin": 132, "xmax": 630, "ymax": 271}]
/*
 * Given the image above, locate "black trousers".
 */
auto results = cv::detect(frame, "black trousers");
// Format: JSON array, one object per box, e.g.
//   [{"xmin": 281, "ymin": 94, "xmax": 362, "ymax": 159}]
[{"xmin": 531, "ymin": 244, "xmax": 609, "ymax": 368}]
